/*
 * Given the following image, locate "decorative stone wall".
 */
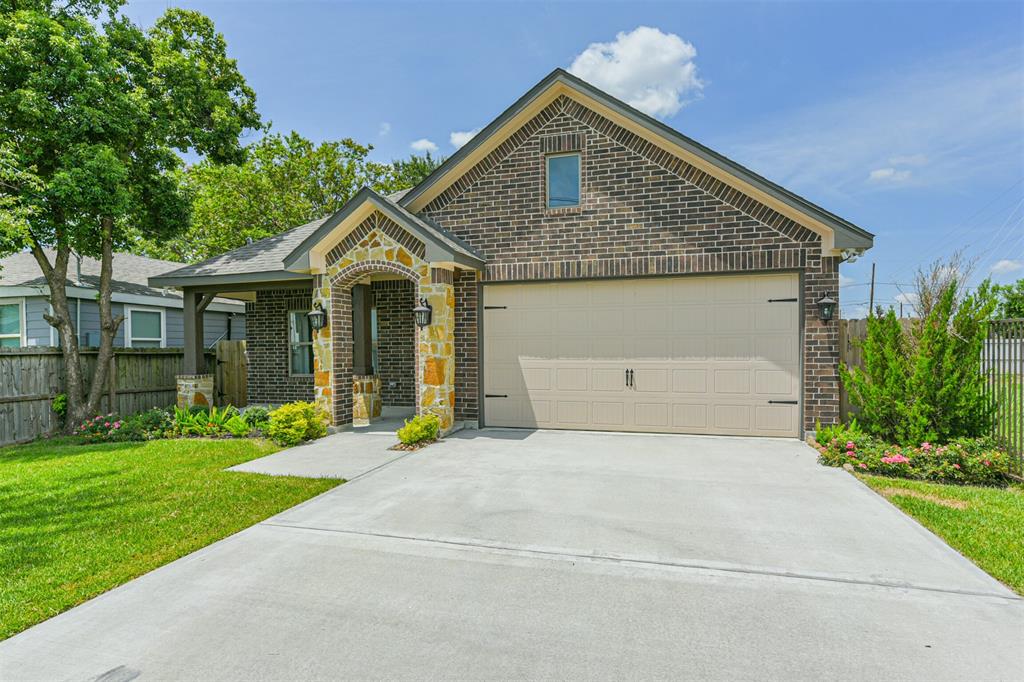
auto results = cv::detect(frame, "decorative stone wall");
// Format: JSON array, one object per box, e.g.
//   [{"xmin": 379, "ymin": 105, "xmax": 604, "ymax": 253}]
[
  {"xmin": 352, "ymin": 374, "xmax": 381, "ymax": 426},
  {"xmin": 312, "ymin": 213, "xmax": 457, "ymax": 433},
  {"xmin": 176, "ymin": 374, "xmax": 213, "ymax": 409}
]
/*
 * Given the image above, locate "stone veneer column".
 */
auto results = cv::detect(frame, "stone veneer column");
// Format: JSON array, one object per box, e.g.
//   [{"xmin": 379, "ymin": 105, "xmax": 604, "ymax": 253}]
[
  {"xmin": 176, "ymin": 374, "xmax": 214, "ymax": 409},
  {"xmin": 418, "ymin": 268, "xmax": 456, "ymax": 433},
  {"xmin": 311, "ymin": 275, "xmax": 335, "ymax": 422}
]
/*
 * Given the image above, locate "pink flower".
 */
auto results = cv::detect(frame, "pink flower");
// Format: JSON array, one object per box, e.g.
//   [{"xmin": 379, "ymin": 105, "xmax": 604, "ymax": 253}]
[
  {"xmin": 953, "ymin": 463, "xmax": 960, "ymax": 470},
  {"xmin": 983, "ymin": 460, "xmax": 991, "ymax": 467},
  {"xmin": 858, "ymin": 462, "xmax": 868, "ymax": 469},
  {"xmin": 881, "ymin": 454, "xmax": 910, "ymax": 465},
  {"xmin": 104, "ymin": 422, "xmax": 110, "ymax": 427},
  {"xmin": 847, "ymin": 453, "xmax": 857, "ymax": 458},
  {"xmin": 846, "ymin": 441, "xmax": 855, "ymax": 450},
  {"xmin": 921, "ymin": 442, "xmax": 931, "ymax": 451}
]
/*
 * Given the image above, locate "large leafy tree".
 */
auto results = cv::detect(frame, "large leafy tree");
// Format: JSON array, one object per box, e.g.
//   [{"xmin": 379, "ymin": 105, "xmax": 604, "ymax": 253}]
[
  {"xmin": 140, "ymin": 135, "xmax": 443, "ymax": 263},
  {"xmin": 0, "ymin": 0, "xmax": 260, "ymax": 428}
]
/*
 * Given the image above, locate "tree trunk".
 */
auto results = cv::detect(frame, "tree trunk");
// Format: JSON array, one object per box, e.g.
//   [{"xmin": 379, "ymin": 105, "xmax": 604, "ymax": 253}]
[
  {"xmin": 31, "ymin": 244, "xmax": 89, "ymax": 432},
  {"xmin": 84, "ymin": 216, "xmax": 124, "ymax": 418}
]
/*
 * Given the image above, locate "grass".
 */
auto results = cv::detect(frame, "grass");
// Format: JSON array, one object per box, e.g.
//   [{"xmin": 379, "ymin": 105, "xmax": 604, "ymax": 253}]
[
  {"xmin": 858, "ymin": 474, "xmax": 1024, "ymax": 594},
  {"xmin": 0, "ymin": 437, "xmax": 341, "ymax": 640}
]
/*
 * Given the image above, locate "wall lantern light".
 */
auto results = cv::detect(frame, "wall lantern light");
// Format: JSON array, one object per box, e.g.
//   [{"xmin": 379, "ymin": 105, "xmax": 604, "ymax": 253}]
[
  {"xmin": 817, "ymin": 294, "xmax": 837, "ymax": 322},
  {"xmin": 307, "ymin": 302, "xmax": 328, "ymax": 331},
  {"xmin": 413, "ymin": 298, "xmax": 433, "ymax": 328}
]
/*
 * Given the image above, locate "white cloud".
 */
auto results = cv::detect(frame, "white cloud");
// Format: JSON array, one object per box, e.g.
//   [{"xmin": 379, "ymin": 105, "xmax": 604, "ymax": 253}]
[
  {"xmin": 568, "ymin": 26, "xmax": 703, "ymax": 119},
  {"xmin": 895, "ymin": 292, "xmax": 919, "ymax": 305},
  {"xmin": 449, "ymin": 128, "xmax": 481, "ymax": 149},
  {"xmin": 378, "ymin": 122, "xmax": 391, "ymax": 137},
  {"xmin": 843, "ymin": 304, "xmax": 869, "ymax": 319},
  {"xmin": 723, "ymin": 46, "xmax": 1024, "ymax": 197},
  {"xmin": 410, "ymin": 138, "xmax": 439, "ymax": 154},
  {"xmin": 991, "ymin": 259, "xmax": 1023, "ymax": 275},
  {"xmin": 888, "ymin": 153, "xmax": 928, "ymax": 166},
  {"xmin": 868, "ymin": 167, "xmax": 912, "ymax": 183},
  {"xmin": 839, "ymin": 273, "xmax": 855, "ymax": 287}
]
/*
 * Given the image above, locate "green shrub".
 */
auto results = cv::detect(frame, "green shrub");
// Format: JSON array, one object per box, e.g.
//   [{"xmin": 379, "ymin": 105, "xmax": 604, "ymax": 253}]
[
  {"xmin": 815, "ymin": 433, "xmax": 1008, "ymax": 486},
  {"xmin": 396, "ymin": 413, "xmax": 440, "ymax": 446},
  {"xmin": 266, "ymin": 402, "xmax": 328, "ymax": 446},
  {"xmin": 241, "ymin": 406, "xmax": 270, "ymax": 429},
  {"xmin": 223, "ymin": 415, "xmax": 251, "ymax": 438},
  {"xmin": 51, "ymin": 393, "xmax": 67, "ymax": 420},
  {"xmin": 840, "ymin": 279, "xmax": 996, "ymax": 444}
]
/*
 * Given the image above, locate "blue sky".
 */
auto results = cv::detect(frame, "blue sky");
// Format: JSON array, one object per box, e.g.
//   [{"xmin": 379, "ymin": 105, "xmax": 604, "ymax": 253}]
[{"xmin": 126, "ymin": 1, "xmax": 1024, "ymax": 316}]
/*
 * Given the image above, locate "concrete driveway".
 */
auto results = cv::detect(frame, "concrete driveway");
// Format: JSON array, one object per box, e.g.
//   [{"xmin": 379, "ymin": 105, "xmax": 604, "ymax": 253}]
[{"xmin": 2, "ymin": 430, "xmax": 1021, "ymax": 680}]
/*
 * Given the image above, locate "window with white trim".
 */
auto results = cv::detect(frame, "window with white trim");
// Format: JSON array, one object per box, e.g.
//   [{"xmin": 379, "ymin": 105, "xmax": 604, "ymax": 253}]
[
  {"xmin": 0, "ymin": 299, "xmax": 23, "ymax": 348},
  {"xmin": 126, "ymin": 306, "xmax": 165, "ymax": 348},
  {"xmin": 288, "ymin": 310, "xmax": 314, "ymax": 375},
  {"xmin": 546, "ymin": 152, "xmax": 580, "ymax": 208}
]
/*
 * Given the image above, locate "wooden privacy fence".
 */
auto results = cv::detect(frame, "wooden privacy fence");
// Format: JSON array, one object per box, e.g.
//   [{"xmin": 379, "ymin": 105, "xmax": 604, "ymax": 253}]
[
  {"xmin": 0, "ymin": 343, "xmax": 245, "ymax": 446},
  {"xmin": 984, "ymin": 320, "xmax": 1023, "ymax": 477}
]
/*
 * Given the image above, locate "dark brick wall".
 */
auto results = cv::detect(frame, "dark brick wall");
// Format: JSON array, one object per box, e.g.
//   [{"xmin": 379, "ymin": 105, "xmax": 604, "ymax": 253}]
[
  {"xmin": 424, "ymin": 94, "xmax": 839, "ymax": 432},
  {"xmin": 454, "ymin": 270, "xmax": 478, "ymax": 421},
  {"xmin": 246, "ymin": 288, "xmax": 315, "ymax": 404},
  {"xmin": 371, "ymin": 279, "xmax": 415, "ymax": 407}
]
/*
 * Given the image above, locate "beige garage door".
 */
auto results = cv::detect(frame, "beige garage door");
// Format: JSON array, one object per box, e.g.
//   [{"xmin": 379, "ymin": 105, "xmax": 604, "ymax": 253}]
[{"xmin": 482, "ymin": 273, "xmax": 801, "ymax": 437}]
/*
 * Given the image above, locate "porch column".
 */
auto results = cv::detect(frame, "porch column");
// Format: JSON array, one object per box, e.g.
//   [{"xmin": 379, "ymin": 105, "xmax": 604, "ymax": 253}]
[
  {"xmin": 418, "ymin": 268, "xmax": 457, "ymax": 433},
  {"xmin": 178, "ymin": 287, "xmax": 215, "ymax": 409}
]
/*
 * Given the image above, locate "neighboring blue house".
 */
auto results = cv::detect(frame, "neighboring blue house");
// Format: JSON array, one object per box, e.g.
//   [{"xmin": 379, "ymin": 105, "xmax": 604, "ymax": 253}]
[{"xmin": 0, "ymin": 250, "xmax": 245, "ymax": 349}]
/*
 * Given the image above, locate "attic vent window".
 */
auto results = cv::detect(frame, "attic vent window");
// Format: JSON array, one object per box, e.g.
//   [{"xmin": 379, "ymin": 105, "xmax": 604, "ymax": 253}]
[{"xmin": 546, "ymin": 153, "xmax": 580, "ymax": 209}]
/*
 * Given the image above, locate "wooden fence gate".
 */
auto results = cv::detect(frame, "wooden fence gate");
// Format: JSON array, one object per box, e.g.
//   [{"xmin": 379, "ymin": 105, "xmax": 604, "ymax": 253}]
[{"xmin": 215, "ymin": 340, "xmax": 248, "ymax": 408}]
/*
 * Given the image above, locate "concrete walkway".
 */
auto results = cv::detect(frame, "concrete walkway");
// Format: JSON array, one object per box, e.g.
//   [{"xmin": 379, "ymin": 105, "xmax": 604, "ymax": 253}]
[
  {"xmin": 227, "ymin": 416, "xmax": 409, "ymax": 479},
  {"xmin": 2, "ymin": 429, "xmax": 1021, "ymax": 680}
]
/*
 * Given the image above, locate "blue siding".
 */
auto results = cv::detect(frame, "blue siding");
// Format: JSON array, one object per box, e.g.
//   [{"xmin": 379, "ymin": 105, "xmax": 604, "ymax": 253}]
[
  {"xmin": 24, "ymin": 297, "xmax": 52, "ymax": 346},
  {"xmin": 10, "ymin": 294, "xmax": 245, "ymax": 348}
]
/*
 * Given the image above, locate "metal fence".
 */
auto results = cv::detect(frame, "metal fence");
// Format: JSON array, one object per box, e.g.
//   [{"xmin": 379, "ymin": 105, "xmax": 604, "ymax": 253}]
[{"xmin": 985, "ymin": 319, "xmax": 1023, "ymax": 477}]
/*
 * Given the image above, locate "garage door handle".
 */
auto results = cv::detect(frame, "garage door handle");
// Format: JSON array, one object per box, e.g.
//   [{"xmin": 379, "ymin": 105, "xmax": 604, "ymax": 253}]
[
  {"xmin": 767, "ymin": 400, "xmax": 798, "ymax": 404},
  {"xmin": 485, "ymin": 394, "xmax": 508, "ymax": 398},
  {"xmin": 767, "ymin": 298, "xmax": 798, "ymax": 303}
]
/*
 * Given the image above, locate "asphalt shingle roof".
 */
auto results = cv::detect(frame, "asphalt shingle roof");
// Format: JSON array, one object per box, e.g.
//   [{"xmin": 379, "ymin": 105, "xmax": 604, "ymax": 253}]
[
  {"xmin": 152, "ymin": 217, "xmax": 328, "ymax": 281},
  {"xmin": 0, "ymin": 249, "xmax": 241, "ymax": 307}
]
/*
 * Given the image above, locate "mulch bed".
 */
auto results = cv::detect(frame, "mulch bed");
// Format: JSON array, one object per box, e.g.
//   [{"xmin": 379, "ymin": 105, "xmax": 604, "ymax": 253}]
[{"xmin": 388, "ymin": 439, "xmax": 438, "ymax": 452}]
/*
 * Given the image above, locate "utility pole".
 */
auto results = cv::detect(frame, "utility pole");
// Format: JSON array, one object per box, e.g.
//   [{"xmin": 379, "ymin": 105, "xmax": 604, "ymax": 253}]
[
  {"xmin": 868, "ymin": 263, "xmax": 876, "ymax": 317},
  {"xmin": 899, "ymin": 301, "xmax": 903, "ymax": 318}
]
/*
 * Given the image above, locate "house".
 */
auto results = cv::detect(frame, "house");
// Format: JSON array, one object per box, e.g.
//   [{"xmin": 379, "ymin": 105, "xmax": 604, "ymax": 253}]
[
  {"xmin": 150, "ymin": 69, "xmax": 873, "ymax": 438},
  {"xmin": 0, "ymin": 250, "xmax": 246, "ymax": 349}
]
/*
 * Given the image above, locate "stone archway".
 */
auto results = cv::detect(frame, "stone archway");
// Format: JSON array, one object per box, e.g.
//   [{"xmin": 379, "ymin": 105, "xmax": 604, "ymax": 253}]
[{"xmin": 310, "ymin": 224, "xmax": 457, "ymax": 433}]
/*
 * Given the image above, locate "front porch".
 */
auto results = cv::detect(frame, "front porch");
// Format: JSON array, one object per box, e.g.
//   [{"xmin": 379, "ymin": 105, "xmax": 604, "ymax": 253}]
[{"xmin": 169, "ymin": 191, "xmax": 485, "ymax": 435}]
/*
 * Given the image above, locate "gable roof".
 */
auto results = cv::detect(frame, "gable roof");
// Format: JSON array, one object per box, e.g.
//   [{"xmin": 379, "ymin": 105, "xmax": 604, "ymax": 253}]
[
  {"xmin": 0, "ymin": 249, "xmax": 244, "ymax": 309},
  {"xmin": 399, "ymin": 68, "xmax": 873, "ymax": 252},
  {"xmin": 282, "ymin": 187, "xmax": 485, "ymax": 272}
]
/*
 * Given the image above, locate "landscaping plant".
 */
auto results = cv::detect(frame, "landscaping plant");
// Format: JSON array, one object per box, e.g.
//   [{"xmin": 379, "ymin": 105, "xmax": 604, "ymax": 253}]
[
  {"xmin": 241, "ymin": 406, "xmax": 271, "ymax": 430},
  {"xmin": 265, "ymin": 402, "xmax": 328, "ymax": 446},
  {"xmin": 813, "ymin": 423, "xmax": 1008, "ymax": 486},
  {"xmin": 396, "ymin": 414, "xmax": 440, "ymax": 447},
  {"xmin": 840, "ymin": 265, "xmax": 997, "ymax": 445}
]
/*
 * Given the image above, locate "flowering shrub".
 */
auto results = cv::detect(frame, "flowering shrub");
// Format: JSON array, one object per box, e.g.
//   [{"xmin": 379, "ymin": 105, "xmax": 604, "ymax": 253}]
[
  {"xmin": 814, "ymin": 425, "xmax": 1009, "ymax": 486},
  {"xmin": 77, "ymin": 414, "xmax": 124, "ymax": 443}
]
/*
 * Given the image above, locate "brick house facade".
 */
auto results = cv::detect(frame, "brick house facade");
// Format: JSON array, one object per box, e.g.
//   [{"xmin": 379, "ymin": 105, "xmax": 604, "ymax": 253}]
[{"xmin": 156, "ymin": 69, "xmax": 871, "ymax": 437}]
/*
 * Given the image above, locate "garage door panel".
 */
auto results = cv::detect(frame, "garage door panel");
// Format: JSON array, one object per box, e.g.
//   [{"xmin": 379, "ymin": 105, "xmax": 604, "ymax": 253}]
[
  {"xmin": 672, "ymin": 369, "xmax": 708, "ymax": 394},
  {"xmin": 483, "ymin": 274, "xmax": 800, "ymax": 437},
  {"xmin": 592, "ymin": 401, "xmax": 625, "ymax": 426},
  {"xmin": 672, "ymin": 403, "xmax": 708, "ymax": 429},
  {"xmin": 555, "ymin": 367, "xmax": 589, "ymax": 391},
  {"xmin": 714, "ymin": 404, "xmax": 753, "ymax": 431},
  {"xmin": 592, "ymin": 368, "xmax": 626, "ymax": 392},
  {"xmin": 634, "ymin": 368, "xmax": 669, "ymax": 393}
]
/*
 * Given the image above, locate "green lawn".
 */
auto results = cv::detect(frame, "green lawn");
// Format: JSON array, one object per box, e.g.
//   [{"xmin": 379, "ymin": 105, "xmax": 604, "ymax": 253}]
[
  {"xmin": 859, "ymin": 474, "xmax": 1024, "ymax": 594},
  {"xmin": 0, "ymin": 437, "xmax": 341, "ymax": 640}
]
